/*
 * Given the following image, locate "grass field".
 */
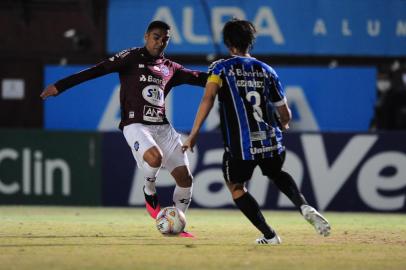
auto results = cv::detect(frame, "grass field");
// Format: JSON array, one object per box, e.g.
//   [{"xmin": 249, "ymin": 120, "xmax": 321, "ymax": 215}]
[{"xmin": 0, "ymin": 206, "xmax": 405, "ymax": 270}]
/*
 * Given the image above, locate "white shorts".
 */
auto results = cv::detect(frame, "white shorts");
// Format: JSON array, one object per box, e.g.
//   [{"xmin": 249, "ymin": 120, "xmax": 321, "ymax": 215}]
[{"xmin": 122, "ymin": 123, "xmax": 189, "ymax": 173}]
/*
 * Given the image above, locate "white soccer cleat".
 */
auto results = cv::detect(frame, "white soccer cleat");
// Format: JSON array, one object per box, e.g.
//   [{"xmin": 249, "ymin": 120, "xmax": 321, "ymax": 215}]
[
  {"xmin": 256, "ymin": 234, "xmax": 282, "ymax": 245},
  {"xmin": 301, "ymin": 205, "xmax": 331, "ymax": 237}
]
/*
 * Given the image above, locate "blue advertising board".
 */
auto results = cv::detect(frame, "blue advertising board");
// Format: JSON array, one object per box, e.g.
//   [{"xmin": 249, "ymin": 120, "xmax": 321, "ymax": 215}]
[
  {"xmin": 101, "ymin": 131, "xmax": 406, "ymax": 212},
  {"xmin": 44, "ymin": 65, "xmax": 376, "ymax": 132},
  {"xmin": 108, "ymin": 0, "xmax": 406, "ymax": 56},
  {"xmin": 44, "ymin": 66, "xmax": 119, "ymax": 130}
]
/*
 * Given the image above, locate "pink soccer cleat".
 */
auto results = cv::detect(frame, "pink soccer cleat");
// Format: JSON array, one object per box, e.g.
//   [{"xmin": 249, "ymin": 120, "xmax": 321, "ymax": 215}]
[
  {"xmin": 143, "ymin": 187, "xmax": 161, "ymax": 219},
  {"xmin": 179, "ymin": 231, "xmax": 195, "ymax": 238}
]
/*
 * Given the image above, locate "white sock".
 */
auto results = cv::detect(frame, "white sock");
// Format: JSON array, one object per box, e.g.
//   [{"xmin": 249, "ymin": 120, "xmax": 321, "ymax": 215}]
[
  {"xmin": 143, "ymin": 162, "xmax": 160, "ymax": 195},
  {"xmin": 173, "ymin": 184, "xmax": 193, "ymax": 214}
]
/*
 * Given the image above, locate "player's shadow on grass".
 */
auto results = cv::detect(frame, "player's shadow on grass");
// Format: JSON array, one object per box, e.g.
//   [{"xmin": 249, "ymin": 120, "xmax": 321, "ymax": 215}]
[
  {"xmin": 0, "ymin": 235, "xmax": 146, "ymax": 239},
  {"xmin": 0, "ymin": 235, "xmax": 244, "ymax": 247}
]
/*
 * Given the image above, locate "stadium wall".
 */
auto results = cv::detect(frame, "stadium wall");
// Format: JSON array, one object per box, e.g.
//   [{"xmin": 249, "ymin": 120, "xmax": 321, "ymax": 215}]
[
  {"xmin": 108, "ymin": 0, "xmax": 406, "ymax": 56},
  {"xmin": 1, "ymin": 130, "xmax": 405, "ymax": 212},
  {"xmin": 0, "ymin": 130, "xmax": 101, "ymax": 205},
  {"xmin": 43, "ymin": 65, "xmax": 376, "ymax": 132},
  {"xmin": 0, "ymin": 0, "xmax": 107, "ymax": 129},
  {"xmin": 102, "ymin": 131, "xmax": 406, "ymax": 213}
]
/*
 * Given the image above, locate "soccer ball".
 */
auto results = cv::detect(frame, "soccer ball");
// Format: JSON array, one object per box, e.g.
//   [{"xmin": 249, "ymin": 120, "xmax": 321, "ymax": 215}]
[{"xmin": 156, "ymin": 206, "xmax": 186, "ymax": 235}]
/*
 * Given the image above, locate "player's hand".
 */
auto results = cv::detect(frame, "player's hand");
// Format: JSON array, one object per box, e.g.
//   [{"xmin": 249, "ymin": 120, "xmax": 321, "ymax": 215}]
[
  {"xmin": 181, "ymin": 135, "xmax": 197, "ymax": 153},
  {"xmin": 40, "ymin": 84, "xmax": 59, "ymax": 100}
]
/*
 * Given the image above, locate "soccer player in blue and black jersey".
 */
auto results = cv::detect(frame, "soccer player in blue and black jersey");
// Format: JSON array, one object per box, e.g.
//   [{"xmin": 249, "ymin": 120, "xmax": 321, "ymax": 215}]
[{"xmin": 182, "ymin": 19, "xmax": 331, "ymax": 244}]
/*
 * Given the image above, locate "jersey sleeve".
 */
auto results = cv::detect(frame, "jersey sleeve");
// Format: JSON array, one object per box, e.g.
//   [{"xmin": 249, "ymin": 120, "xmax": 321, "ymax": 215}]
[
  {"xmin": 102, "ymin": 48, "xmax": 134, "ymax": 72},
  {"xmin": 207, "ymin": 59, "xmax": 224, "ymax": 87},
  {"xmin": 171, "ymin": 62, "xmax": 208, "ymax": 87},
  {"xmin": 268, "ymin": 71, "xmax": 287, "ymax": 107},
  {"xmin": 55, "ymin": 48, "xmax": 133, "ymax": 93}
]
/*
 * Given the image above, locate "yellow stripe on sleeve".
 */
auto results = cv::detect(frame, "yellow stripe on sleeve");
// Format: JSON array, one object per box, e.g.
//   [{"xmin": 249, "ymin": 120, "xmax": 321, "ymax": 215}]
[{"xmin": 207, "ymin": 74, "xmax": 222, "ymax": 87}]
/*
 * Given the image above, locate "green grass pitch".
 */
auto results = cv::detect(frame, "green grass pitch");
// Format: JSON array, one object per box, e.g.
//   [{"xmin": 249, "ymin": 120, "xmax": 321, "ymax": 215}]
[{"xmin": 0, "ymin": 206, "xmax": 405, "ymax": 270}]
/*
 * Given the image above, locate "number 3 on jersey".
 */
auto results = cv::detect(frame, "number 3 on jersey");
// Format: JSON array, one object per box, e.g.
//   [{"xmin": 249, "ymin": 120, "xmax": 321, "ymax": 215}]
[{"xmin": 246, "ymin": 91, "xmax": 263, "ymax": 122}]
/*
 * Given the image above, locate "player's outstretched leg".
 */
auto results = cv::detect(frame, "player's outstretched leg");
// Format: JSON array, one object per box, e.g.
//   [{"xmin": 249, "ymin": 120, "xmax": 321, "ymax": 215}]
[
  {"xmin": 233, "ymin": 191, "xmax": 281, "ymax": 244},
  {"xmin": 141, "ymin": 157, "xmax": 161, "ymax": 219},
  {"xmin": 170, "ymin": 165, "xmax": 195, "ymax": 238},
  {"xmin": 270, "ymin": 170, "xmax": 308, "ymax": 209},
  {"xmin": 174, "ymin": 185, "xmax": 194, "ymax": 238},
  {"xmin": 143, "ymin": 186, "xmax": 161, "ymax": 219},
  {"xmin": 301, "ymin": 205, "xmax": 331, "ymax": 236}
]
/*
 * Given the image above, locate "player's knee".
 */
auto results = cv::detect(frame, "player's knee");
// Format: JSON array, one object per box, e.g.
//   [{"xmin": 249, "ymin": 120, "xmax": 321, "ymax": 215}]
[
  {"xmin": 144, "ymin": 149, "xmax": 163, "ymax": 167},
  {"xmin": 145, "ymin": 155, "xmax": 162, "ymax": 167},
  {"xmin": 172, "ymin": 166, "xmax": 193, "ymax": 187},
  {"xmin": 177, "ymin": 173, "xmax": 193, "ymax": 187},
  {"xmin": 227, "ymin": 183, "xmax": 245, "ymax": 199},
  {"xmin": 184, "ymin": 174, "xmax": 193, "ymax": 186},
  {"xmin": 267, "ymin": 169, "xmax": 284, "ymax": 182}
]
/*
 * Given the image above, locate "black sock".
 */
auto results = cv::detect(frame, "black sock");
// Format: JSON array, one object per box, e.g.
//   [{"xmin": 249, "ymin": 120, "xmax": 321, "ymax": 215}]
[
  {"xmin": 234, "ymin": 192, "xmax": 275, "ymax": 239},
  {"xmin": 271, "ymin": 170, "xmax": 308, "ymax": 210}
]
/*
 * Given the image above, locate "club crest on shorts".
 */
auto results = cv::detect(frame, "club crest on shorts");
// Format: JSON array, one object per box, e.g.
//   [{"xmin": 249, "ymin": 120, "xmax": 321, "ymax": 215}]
[{"xmin": 134, "ymin": 141, "xmax": 140, "ymax": 151}]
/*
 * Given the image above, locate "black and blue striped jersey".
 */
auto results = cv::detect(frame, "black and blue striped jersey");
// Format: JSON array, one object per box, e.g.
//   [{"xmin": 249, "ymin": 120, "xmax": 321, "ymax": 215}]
[{"xmin": 208, "ymin": 56, "xmax": 287, "ymax": 160}]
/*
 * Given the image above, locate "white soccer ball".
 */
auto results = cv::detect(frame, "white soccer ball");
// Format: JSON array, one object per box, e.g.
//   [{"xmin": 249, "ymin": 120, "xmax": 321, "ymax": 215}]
[{"xmin": 156, "ymin": 206, "xmax": 186, "ymax": 235}]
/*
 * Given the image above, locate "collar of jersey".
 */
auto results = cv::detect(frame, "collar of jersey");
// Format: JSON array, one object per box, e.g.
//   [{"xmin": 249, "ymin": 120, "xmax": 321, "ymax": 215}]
[
  {"xmin": 231, "ymin": 54, "xmax": 255, "ymax": 59},
  {"xmin": 141, "ymin": 47, "xmax": 165, "ymax": 61}
]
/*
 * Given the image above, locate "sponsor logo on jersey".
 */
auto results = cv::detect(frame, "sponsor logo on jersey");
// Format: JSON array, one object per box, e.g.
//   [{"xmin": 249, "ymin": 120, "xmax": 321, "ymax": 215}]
[
  {"xmin": 250, "ymin": 130, "xmax": 275, "ymax": 141},
  {"xmin": 147, "ymin": 75, "xmax": 164, "ymax": 85},
  {"xmin": 115, "ymin": 49, "xmax": 130, "ymax": 59},
  {"xmin": 143, "ymin": 105, "xmax": 164, "ymax": 122},
  {"xmin": 140, "ymin": 75, "xmax": 164, "ymax": 85},
  {"xmin": 138, "ymin": 64, "xmax": 145, "ymax": 68},
  {"xmin": 142, "ymin": 85, "xmax": 164, "ymax": 106},
  {"xmin": 249, "ymin": 145, "xmax": 279, "ymax": 155},
  {"xmin": 235, "ymin": 68, "xmax": 265, "ymax": 78},
  {"xmin": 129, "ymin": 111, "xmax": 134, "ymax": 119},
  {"xmin": 109, "ymin": 49, "xmax": 130, "ymax": 61}
]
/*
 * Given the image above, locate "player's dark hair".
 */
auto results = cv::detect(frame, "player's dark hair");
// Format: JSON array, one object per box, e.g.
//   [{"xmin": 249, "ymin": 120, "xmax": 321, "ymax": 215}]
[
  {"xmin": 146, "ymin": 20, "xmax": 171, "ymax": 32},
  {"xmin": 223, "ymin": 19, "xmax": 256, "ymax": 53}
]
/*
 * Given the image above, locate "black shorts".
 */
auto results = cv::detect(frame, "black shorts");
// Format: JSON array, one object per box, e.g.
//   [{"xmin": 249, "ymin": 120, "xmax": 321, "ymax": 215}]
[{"xmin": 222, "ymin": 151, "xmax": 286, "ymax": 184}]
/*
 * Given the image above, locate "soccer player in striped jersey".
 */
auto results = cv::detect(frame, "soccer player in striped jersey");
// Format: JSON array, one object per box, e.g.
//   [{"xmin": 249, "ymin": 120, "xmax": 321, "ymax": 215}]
[{"xmin": 182, "ymin": 19, "xmax": 330, "ymax": 244}]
